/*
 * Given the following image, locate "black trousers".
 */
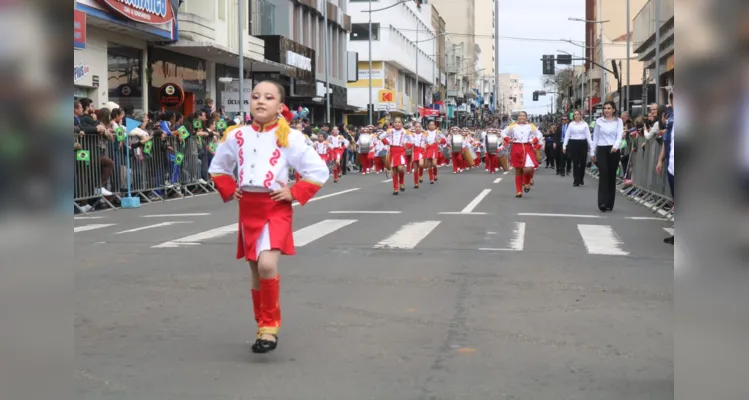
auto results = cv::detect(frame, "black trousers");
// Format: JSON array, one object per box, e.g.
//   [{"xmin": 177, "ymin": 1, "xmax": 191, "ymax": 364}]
[
  {"xmin": 556, "ymin": 145, "xmax": 571, "ymax": 173},
  {"xmin": 544, "ymin": 145, "xmax": 555, "ymax": 167},
  {"xmin": 567, "ymin": 140, "xmax": 589, "ymax": 184},
  {"xmin": 595, "ymin": 146, "xmax": 621, "ymax": 209}
]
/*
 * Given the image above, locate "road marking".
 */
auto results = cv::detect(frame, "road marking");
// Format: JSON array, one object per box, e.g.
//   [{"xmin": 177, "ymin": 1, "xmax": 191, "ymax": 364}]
[
  {"xmin": 382, "ymin": 179, "xmax": 392, "ymax": 183},
  {"xmin": 626, "ymin": 216, "xmax": 667, "ymax": 221},
  {"xmin": 294, "ymin": 219, "xmax": 357, "ymax": 247},
  {"xmin": 115, "ymin": 221, "xmax": 192, "ymax": 234},
  {"xmin": 329, "ymin": 211, "xmax": 402, "ymax": 214},
  {"xmin": 439, "ymin": 212, "xmax": 488, "ymax": 215},
  {"xmin": 503, "ymin": 171, "xmax": 509, "ymax": 175},
  {"xmin": 143, "ymin": 213, "xmax": 210, "ymax": 218},
  {"xmin": 460, "ymin": 189, "xmax": 492, "ymax": 213},
  {"xmin": 493, "ymin": 178, "xmax": 502, "ymax": 183},
  {"xmin": 152, "ymin": 224, "xmax": 236, "ymax": 248},
  {"xmin": 518, "ymin": 213, "xmax": 602, "ymax": 218},
  {"xmin": 478, "ymin": 222, "xmax": 525, "ymax": 251},
  {"xmin": 294, "ymin": 188, "xmax": 360, "ymax": 206},
  {"xmin": 74, "ymin": 216, "xmax": 106, "ymax": 220},
  {"xmin": 74, "ymin": 224, "xmax": 116, "ymax": 233},
  {"xmin": 663, "ymin": 227, "xmax": 674, "ymax": 235},
  {"xmin": 577, "ymin": 224, "xmax": 629, "ymax": 256},
  {"xmin": 374, "ymin": 221, "xmax": 441, "ymax": 249}
]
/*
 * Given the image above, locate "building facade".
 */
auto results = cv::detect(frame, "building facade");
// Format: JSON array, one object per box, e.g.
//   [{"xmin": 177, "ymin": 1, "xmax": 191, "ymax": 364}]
[
  {"xmin": 473, "ymin": 0, "xmax": 495, "ymax": 76},
  {"xmin": 346, "ymin": 0, "xmax": 440, "ymax": 126},
  {"xmin": 496, "ymin": 73, "xmax": 524, "ymax": 113},
  {"xmin": 633, "ymin": 0, "xmax": 674, "ymax": 105}
]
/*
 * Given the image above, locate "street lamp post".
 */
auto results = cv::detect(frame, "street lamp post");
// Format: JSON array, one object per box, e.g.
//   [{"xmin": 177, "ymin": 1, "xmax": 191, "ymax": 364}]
[
  {"xmin": 238, "ymin": 0, "xmax": 244, "ymax": 120},
  {"xmin": 368, "ymin": 0, "xmax": 373, "ymax": 125},
  {"xmin": 494, "ymin": 0, "xmax": 500, "ymax": 121},
  {"xmin": 654, "ymin": 0, "xmax": 661, "ymax": 105},
  {"xmin": 626, "ymin": 0, "xmax": 631, "ymax": 112},
  {"xmin": 323, "ymin": 0, "xmax": 331, "ymax": 124}
]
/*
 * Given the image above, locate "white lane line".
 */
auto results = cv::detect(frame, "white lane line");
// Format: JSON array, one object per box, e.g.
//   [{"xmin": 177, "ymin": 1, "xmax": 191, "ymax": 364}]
[
  {"xmin": 460, "ymin": 189, "xmax": 492, "ymax": 213},
  {"xmin": 439, "ymin": 212, "xmax": 488, "ymax": 215},
  {"xmin": 74, "ymin": 224, "xmax": 116, "ymax": 233},
  {"xmin": 143, "ymin": 213, "xmax": 210, "ymax": 218},
  {"xmin": 152, "ymin": 224, "xmax": 236, "ymax": 248},
  {"xmin": 577, "ymin": 224, "xmax": 629, "ymax": 256},
  {"xmin": 478, "ymin": 222, "xmax": 525, "ymax": 251},
  {"xmin": 294, "ymin": 219, "xmax": 357, "ymax": 247},
  {"xmin": 382, "ymin": 179, "xmax": 393, "ymax": 183},
  {"xmin": 74, "ymin": 216, "xmax": 106, "ymax": 220},
  {"xmin": 518, "ymin": 213, "xmax": 602, "ymax": 218},
  {"xmin": 503, "ymin": 171, "xmax": 509, "ymax": 175},
  {"xmin": 374, "ymin": 221, "xmax": 441, "ymax": 249},
  {"xmin": 294, "ymin": 188, "xmax": 360, "ymax": 206},
  {"xmin": 626, "ymin": 216, "xmax": 667, "ymax": 220},
  {"xmin": 663, "ymin": 227, "xmax": 674, "ymax": 235},
  {"xmin": 493, "ymin": 178, "xmax": 502, "ymax": 183},
  {"xmin": 329, "ymin": 211, "xmax": 402, "ymax": 214},
  {"xmin": 115, "ymin": 221, "xmax": 192, "ymax": 235}
]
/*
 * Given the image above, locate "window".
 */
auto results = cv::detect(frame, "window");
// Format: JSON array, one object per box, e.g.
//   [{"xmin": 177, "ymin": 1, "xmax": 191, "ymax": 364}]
[
  {"xmin": 350, "ymin": 23, "xmax": 379, "ymax": 41},
  {"xmin": 259, "ymin": 0, "xmax": 275, "ymax": 35}
]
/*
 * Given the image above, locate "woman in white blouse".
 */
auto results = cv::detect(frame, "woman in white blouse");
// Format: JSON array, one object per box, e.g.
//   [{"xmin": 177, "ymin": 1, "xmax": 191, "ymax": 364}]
[
  {"xmin": 591, "ymin": 101, "xmax": 624, "ymax": 211},
  {"xmin": 563, "ymin": 110, "xmax": 595, "ymax": 187}
]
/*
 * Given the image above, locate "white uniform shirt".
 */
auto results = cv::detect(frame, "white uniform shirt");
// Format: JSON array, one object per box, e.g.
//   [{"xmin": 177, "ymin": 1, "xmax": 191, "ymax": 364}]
[
  {"xmin": 668, "ymin": 120, "xmax": 675, "ymax": 176},
  {"xmin": 373, "ymin": 137, "xmax": 386, "ymax": 154},
  {"xmin": 562, "ymin": 121, "xmax": 594, "ymax": 150},
  {"xmin": 314, "ymin": 141, "xmax": 328, "ymax": 155},
  {"xmin": 209, "ymin": 126, "xmax": 329, "ymax": 192},
  {"xmin": 591, "ymin": 117, "xmax": 624, "ymax": 156},
  {"xmin": 425, "ymin": 130, "xmax": 442, "ymax": 145},
  {"xmin": 327, "ymin": 135, "xmax": 345, "ymax": 149},
  {"xmin": 500, "ymin": 123, "xmax": 543, "ymax": 144},
  {"xmin": 411, "ymin": 132, "xmax": 427, "ymax": 148},
  {"xmin": 379, "ymin": 129, "xmax": 411, "ymax": 147}
]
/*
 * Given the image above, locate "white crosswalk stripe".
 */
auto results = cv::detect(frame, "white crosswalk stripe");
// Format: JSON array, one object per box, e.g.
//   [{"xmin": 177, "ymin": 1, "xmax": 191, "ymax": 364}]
[
  {"xmin": 294, "ymin": 219, "xmax": 357, "ymax": 247},
  {"xmin": 479, "ymin": 222, "xmax": 525, "ymax": 252},
  {"xmin": 152, "ymin": 224, "xmax": 236, "ymax": 248},
  {"xmin": 115, "ymin": 221, "xmax": 192, "ymax": 235},
  {"xmin": 74, "ymin": 224, "xmax": 116, "ymax": 233},
  {"xmin": 577, "ymin": 224, "xmax": 630, "ymax": 256},
  {"xmin": 374, "ymin": 221, "xmax": 441, "ymax": 249}
]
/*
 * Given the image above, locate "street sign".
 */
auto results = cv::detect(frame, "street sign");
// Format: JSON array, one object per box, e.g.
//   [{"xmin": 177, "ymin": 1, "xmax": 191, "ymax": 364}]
[{"xmin": 556, "ymin": 54, "xmax": 572, "ymax": 65}]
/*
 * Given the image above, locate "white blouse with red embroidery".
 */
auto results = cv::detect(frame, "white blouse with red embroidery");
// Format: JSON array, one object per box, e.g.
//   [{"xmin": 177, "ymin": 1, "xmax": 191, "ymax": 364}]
[{"xmin": 209, "ymin": 124, "xmax": 329, "ymax": 193}]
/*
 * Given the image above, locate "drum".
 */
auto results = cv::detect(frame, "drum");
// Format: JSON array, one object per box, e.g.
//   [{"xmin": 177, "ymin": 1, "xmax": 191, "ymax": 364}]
[
  {"xmin": 376, "ymin": 148, "xmax": 388, "ymax": 158},
  {"xmin": 450, "ymin": 134, "xmax": 463, "ymax": 153},
  {"xmin": 358, "ymin": 133, "xmax": 372, "ymax": 154},
  {"xmin": 486, "ymin": 134, "xmax": 499, "ymax": 154},
  {"xmin": 462, "ymin": 148, "xmax": 476, "ymax": 166}
]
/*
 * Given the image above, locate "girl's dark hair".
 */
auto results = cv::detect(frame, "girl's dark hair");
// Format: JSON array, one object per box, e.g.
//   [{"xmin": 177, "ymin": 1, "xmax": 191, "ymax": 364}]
[
  {"xmin": 110, "ymin": 108, "xmax": 124, "ymax": 120},
  {"xmin": 603, "ymin": 101, "xmax": 617, "ymax": 115},
  {"xmin": 256, "ymin": 80, "xmax": 286, "ymax": 103},
  {"xmin": 96, "ymin": 108, "xmax": 111, "ymax": 125}
]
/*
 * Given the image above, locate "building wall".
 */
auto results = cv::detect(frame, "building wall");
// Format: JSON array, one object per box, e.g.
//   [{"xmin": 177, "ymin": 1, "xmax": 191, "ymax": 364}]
[
  {"xmin": 430, "ymin": 0, "xmax": 476, "ymax": 72},
  {"xmin": 496, "ymin": 73, "xmax": 524, "ymax": 112},
  {"xmin": 473, "ymin": 0, "xmax": 494, "ymax": 76}
]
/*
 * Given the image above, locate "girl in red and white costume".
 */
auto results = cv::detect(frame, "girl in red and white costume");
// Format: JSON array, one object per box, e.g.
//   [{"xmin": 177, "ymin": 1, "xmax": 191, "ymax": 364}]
[
  {"xmin": 447, "ymin": 127, "xmax": 465, "ymax": 174},
  {"xmin": 356, "ymin": 126, "xmax": 373, "ymax": 174},
  {"xmin": 326, "ymin": 127, "xmax": 348, "ymax": 183},
  {"xmin": 209, "ymin": 81, "xmax": 329, "ymax": 354},
  {"xmin": 409, "ymin": 122, "xmax": 428, "ymax": 188},
  {"xmin": 500, "ymin": 111, "xmax": 544, "ymax": 197},
  {"xmin": 424, "ymin": 121, "xmax": 445, "ymax": 183},
  {"xmin": 314, "ymin": 134, "xmax": 329, "ymax": 162},
  {"xmin": 378, "ymin": 117, "xmax": 412, "ymax": 194},
  {"xmin": 484, "ymin": 128, "xmax": 500, "ymax": 174},
  {"xmin": 372, "ymin": 134, "xmax": 387, "ymax": 173}
]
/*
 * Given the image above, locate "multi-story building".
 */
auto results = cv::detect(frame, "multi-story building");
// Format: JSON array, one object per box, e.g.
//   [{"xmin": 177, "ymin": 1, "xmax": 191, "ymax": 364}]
[
  {"xmin": 430, "ymin": 0, "xmax": 477, "ymax": 107},
  {"xmin": 473, "ymin": 0, "xmax": 495, "ymax": 76},
  {"xmin": 581, "ymin": 0, "xmax": 649, "ymax": 114},
  {"xmin": 496, "ymin": 73, "xmax": 524, "ymax": 113},
  {"xmin": 345, "ymin": 0, "xmax": 440, "ymax": 126},
  {"xmin": 633, "ymin": 0, "xmax": 674, "ymax": 106},
  {"xmin": 430, "ymin": 5, "xmax": 447, "ymax": 109}
]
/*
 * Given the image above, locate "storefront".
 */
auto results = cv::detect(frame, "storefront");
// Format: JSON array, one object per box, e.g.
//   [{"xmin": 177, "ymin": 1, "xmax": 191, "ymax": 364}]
[
  {"xmin": 74, "ymin": 0, "xmax": 178, "ymax": 114},
  {"xmin": 255, "ymin": 35, "xmax": 316, "ymax": 115},
  {"xmin": 148, "ymin": 48, "xmax": 208, "ymax": 116}
]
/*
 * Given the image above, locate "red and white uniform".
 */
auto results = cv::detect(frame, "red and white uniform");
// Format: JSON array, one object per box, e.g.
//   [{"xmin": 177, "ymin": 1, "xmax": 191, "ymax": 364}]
[
  {"xmin": 378, "ymin": 129, "xmax": 411, "ymax": 168},
  {"xmin": 425, "ymin": 130, "xmax": 445, "ymax": 159},
  {"xmin": 314, "ymin": 141, "xmax": 329, "ymax": 161},
  {"xmin": 208, "ymin": 122, "xmax": 329, "ymax": 262},
  {"xmin": 327, "ymin": 134, "xmax": 346, "ymax": 162},
  {"xmin": 372, "ymin": 138, "xmax": 387, "ymax": 173},
  {"xmin": 411, "ymin": 132, "xmax": 427, "ymax": 162},
  {"xmin": 500, "ymin": 123, "xmax": 543, "ymax": 169}
]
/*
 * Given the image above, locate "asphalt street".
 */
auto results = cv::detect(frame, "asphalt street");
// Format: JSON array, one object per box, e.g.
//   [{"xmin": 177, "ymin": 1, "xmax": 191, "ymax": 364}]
[{"xmin": 75, "ymin": 166, "xmax": 674, "ymax": 400}]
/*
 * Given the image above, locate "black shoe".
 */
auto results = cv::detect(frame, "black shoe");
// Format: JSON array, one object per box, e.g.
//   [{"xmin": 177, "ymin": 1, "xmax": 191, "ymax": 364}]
[
  {"xmin": 434, "ymin": 177, "xmax": 438, "ymax": 182},
  {"xmin": 580, "ymin": 181, "xmax": 584, "ymax": 186},
  {"xmin": 599, "ymin": 205, "xmax": 607, "ymax": 212},
  {"xmin": 414, "ymin": 185, "xmax": 419, "ymax": 189},
  {"xmin": 573, "ymin": 183, "xmax": 580, "ymax": 187},
  {"xmin": 430, "ymin": 181, "xmax": 434, "ymax": 185},
  {"xmin": 524, "ymin": 186, "xmax": 531, "ymax": 193},
  {"xmin": 400, "ymin": 187, "xmax": 406, "ymax": 192},
  {"xmin": 251, "ymin": 336, "xmax": 278, "ymax": 354},
  {"xmin": 664, "ymin": 235, "xmax": 674, "ymax": 245},
  {"xmin": 393, "ymin": 191, "xmax": 398, "ymax": 195}
]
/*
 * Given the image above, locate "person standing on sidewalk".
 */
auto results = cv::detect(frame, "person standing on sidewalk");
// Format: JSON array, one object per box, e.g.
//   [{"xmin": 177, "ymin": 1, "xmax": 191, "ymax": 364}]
[
  {"xmin": 590, "ymin": 101, "xmax": 624, "ymax": 212},
  {"xmin": 656, "ymin": 97, "xmax": 675, "ymax": 245}
]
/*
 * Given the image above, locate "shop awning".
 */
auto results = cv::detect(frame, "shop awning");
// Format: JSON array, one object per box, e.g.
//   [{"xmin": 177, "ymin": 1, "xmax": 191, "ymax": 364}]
[{"xmin": 160, "ymin": 40, "xmax": 291, "ymax": 73}]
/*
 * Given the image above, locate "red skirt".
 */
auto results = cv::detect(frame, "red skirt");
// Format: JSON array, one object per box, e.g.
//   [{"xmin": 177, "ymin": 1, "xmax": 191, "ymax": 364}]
[
  {"xmin": 426, "ymin": 144, "xmax": 439, "ymax": 159},
  {"xmin": 332, "ymin": 148, "xmax": 343, "ymax": 162},
  {"xmin": 390, "ymin": 146, "xmax": 407, "ymax": 168},
  {"xmin": 318, "ymin": 153, "xmax": 329, "ymax": 162},
  {"xmin": 510, "ymin": 143, "xmax": 538, "ymax": 169},
  {"xmin": 412, "ymin": 147, "xmax": 426, "ymax": 161},
  {"xmin": 237, "ymin": 192, "xmax": 295, "ymax": 262}
]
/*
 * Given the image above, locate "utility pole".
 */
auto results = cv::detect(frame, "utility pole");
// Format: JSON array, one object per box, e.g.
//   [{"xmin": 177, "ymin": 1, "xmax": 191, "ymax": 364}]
[
  {"xmin": 323, "ymin": 0, "xmax": 331, "ymax": 123},
  {"xmin": 238, "ymin": 0, "xmax": 245, "ymax": 120},
  {"xmin": 367, "ymin": 0, "xmax": 373, "ymax": 125},
  {"xmin": 493, "ymin": 0, "xmax": 500, "ymax": 121},
  {"xmin": 598, "ymin": 0, "xmax": 605, "ymax": 103},
  {"xmin": 654, "ymin": 0, "xmax": 661, "ymax": 105},
  {"xmin": 625, "ymin": 0, "xmax": 631, "ymax": 112},
  {"xmin": 415, "ymin": 25, "xmax": 419, "ymax": 112}
]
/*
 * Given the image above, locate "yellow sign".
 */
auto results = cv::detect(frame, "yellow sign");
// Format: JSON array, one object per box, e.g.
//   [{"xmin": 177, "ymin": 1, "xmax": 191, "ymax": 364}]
[
  {"xmin": 378, "ymin": 90, "xmax": 395, "ymax": 103},
  {"xmin": 666, "ymin": 54, "xmax": 674, "ymax": 71}
]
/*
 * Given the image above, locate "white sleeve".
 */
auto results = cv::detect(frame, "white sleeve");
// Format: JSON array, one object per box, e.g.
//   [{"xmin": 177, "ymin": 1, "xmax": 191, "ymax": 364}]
[
  {"xmin": 563, "ymin": 126, "xmax": 571, "ymax": 150},
  {"xmin": 613, "ymin": 119, "xmax": 624, "ymax": 150},
  {"xmin": 287, "ymin": 133, "xmax": 330, "ymax": 186},
  {"xmin": 500, "ymin": 126, "xmax": 510, "ymax": 139},
  {"xmin": 208, "ymin": 133, "xmax": 237, "ymax": 176},
  {"xmin": 645, "ymin": 121, "xmax": 660, "ymax": 140},
  {"xmin": 591, "ymin": 121, "xmax": 601, "ymax": 156}
]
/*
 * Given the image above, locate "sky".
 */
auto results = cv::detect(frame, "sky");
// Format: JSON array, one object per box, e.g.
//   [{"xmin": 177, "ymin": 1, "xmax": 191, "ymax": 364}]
[{"xmin": 495, "ymin": 0, "xmax": 586, "ymax": 113}]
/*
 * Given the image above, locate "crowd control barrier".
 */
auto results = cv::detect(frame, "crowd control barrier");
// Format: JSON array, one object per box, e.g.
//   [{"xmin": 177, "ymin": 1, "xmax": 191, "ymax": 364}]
[{"xmin": 74, "ymin": 134, "xmax": 215, "ymax": 214}]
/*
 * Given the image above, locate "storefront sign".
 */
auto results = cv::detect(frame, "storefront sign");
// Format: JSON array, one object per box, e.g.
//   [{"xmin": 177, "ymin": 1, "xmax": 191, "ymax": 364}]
[
  {"xmin": 286, "ymin": 51, "xmax": 312, "ymax": 72},
  {"xmin": 357, "ymin": 69, "xmax": 383, "ymax": 81},
  {"xmin": 74, "ymin": 10, "xmax": 86, "ymax": 49},
  {"xmin": 157, "ymin": 83, "xmax": 185, "ymax": 109},
  {"xmin": 74, "ymin": 64, "xmax": 90, "ymax": 83},
  {"xmin": 98, "ymin": 0, "xmax": 175, "ymax": 25},
  {"xmin": 221, "ymin": 92, "xmax": 251, "ymax": 113}
]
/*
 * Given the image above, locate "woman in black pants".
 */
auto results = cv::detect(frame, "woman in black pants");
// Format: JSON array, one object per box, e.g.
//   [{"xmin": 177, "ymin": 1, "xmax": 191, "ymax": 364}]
[
  {"xmin": 562, "ymin": 110, "xmax": 594, "ymax": 186},
  {"xmin": 590, "ymin": 101, "xmax": 624, "ymax": 212}
]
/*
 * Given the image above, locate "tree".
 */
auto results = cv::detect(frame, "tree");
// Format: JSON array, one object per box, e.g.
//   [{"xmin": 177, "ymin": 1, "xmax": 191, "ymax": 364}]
[{"xmin": 541, "ymin": 67, "xmax": 575, "ymax": 113}]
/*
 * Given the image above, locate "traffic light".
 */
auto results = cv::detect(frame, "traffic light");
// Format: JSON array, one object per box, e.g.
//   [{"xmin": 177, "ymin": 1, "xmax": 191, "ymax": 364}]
[
  {"xmin": 542, "ymin": 55, "xmax": 555, "ymax": 75},
  {"xmin": 533, "ymin": 91, "xmax": 539, "ymax": 101},
  {"xmin": 556, "ymin": 54, "xmax": 572, "ymax": 65}
]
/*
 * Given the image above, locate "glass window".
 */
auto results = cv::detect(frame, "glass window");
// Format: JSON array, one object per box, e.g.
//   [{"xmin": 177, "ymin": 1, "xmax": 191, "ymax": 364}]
[
  {"xmin": 259, "ymin": 0, "xmax": 275, "ymax": 35},
  {"xmin": 350, "ymin": 23, "xmax": 379, "ymax": 41},
  {"xmin": 107, "ymin": 44, "xmax": 143, "ymax": 114}
]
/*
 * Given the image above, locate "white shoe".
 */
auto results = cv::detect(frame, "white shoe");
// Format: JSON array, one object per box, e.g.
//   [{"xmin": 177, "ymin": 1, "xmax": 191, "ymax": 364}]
[
  {"xmin": 198, "ymin": 178, "xmax": 208, "ymax": 185},
  {"xmin": 99, "ymin": 187, "xmax": 113, "ymax": 196},
  {"xmin": 80, "ymin": 204, "xmax": 93, "ymax": 213}
]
